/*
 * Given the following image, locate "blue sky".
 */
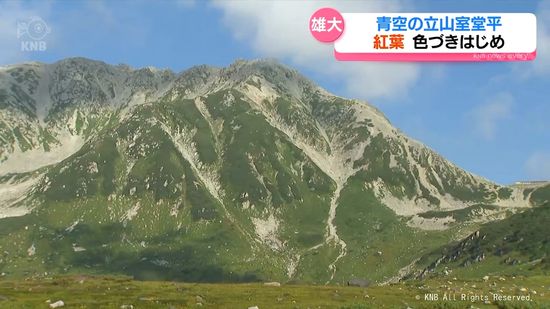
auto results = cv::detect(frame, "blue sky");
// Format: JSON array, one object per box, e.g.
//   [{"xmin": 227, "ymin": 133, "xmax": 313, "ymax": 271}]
[{"xmin": 0, "ymin": 0, "xmax": 548, "ymax": 184}]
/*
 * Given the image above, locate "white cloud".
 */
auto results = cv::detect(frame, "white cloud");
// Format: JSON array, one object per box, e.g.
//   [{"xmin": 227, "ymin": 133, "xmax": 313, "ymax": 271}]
[
  {"xmin": 178, "ymin": 0, "xmax": 197, "ymax": 8},
  {"xmin": 532, "ymin": 0, "xmax": 550, "ymax": 75},
  {"xmin": 525, "ymin": 151, "xmax": 550, "ymax": 180},
  {"xmin": 0, "ymin": 2, "xmax": 52, "ymax": 65},
  {"xmin": 511, "ymin": 0, "xmax": 550, "ymax": 77},
  {"xmin": 211, "ymin": 0, "xmax": 420, "ymax": 101},
  {"xmin": 469, "ymin": 92, "xmax": 514, "ymax": 140}
]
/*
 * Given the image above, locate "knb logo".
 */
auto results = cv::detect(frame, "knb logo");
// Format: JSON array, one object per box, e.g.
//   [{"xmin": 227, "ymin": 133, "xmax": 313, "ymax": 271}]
[{"xmin": 17, "ymin": 16, "xmax": 50, "ymax": 52}]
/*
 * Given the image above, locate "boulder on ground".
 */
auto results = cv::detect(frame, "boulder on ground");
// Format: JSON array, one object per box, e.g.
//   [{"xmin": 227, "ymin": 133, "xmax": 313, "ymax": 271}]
[
  {"xmin": 49, "ymin": 300, "xmax": 65, "ymax": 308},
  {"xmin": 347, "ymin": 278, "xmax": 371, "ymax": 288}
]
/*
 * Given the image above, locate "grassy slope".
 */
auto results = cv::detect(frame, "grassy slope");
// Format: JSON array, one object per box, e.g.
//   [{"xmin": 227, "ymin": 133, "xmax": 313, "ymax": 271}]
[
  {"xmin": 417, "ymin": 186, "xmax": 550, "ymax": 280},
  {"xmin": 0, "ymin": 275, "xmax": 549, "ymax": 308},
  {"xmin": 329, "ymin": 175, "xmax": 455, "ymax": 284},
  {"xmin": 0, "ymin": 89, "xmax": 338, "ymax": 283}
]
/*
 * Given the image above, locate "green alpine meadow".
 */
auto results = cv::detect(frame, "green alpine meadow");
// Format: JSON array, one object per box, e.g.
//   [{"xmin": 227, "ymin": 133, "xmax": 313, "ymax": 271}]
[{"xmin": 0, "ymin": 58, "xmax": 548, "ymax": 307}]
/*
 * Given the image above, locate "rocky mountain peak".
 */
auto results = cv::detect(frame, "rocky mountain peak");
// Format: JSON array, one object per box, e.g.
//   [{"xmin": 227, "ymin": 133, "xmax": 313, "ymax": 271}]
[{"xmin": 0, "ymin": 57, "xmax": 545, "ymax": 285}]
